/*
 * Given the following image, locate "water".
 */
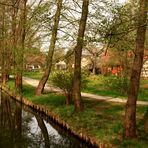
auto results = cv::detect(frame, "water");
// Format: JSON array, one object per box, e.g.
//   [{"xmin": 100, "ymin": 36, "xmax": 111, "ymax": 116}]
[{"xmin": 0, "ymin": 91, "xmax": 91, "ymax": 148}]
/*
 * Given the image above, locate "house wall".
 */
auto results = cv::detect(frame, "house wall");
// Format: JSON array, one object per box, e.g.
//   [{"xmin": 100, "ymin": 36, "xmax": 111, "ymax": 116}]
[{"xmin": 141, "ymin": 60, "xmax": 148, "ymax": 78}]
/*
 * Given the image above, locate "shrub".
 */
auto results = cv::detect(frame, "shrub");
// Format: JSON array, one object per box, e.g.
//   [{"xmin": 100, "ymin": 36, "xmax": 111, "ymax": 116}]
[
  {"xmin": 50, "ymin": 71, "xmax": 88, "ymax": 105},
  {"xmin": 50, "ymin": 71, "xmax": 73, "ymax": 105},
  {"xmin": 103, "ymin": 75, "xmax": 129, "ymax": 95}
]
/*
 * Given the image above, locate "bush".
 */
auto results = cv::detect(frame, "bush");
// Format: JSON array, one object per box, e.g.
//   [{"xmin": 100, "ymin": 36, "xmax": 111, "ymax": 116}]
[
  {"xmin": 50, "ymin": 71, "xmax": 88, "ymax": 105},
  {"xmin": 50, "ymin": 71, "xmax": 73, "ymax": 92},
  {"xmin": 50, "ymin": 71, "xmax": 73, "ymax": 105},
  {"xmin": 103, "ymin": 75, "xmax": 129, "ymax": 95}
]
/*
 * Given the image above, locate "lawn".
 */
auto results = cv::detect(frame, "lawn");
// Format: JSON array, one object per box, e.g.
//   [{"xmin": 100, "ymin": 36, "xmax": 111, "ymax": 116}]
[
  {"xmin": 83, "ymin": 75, "xmax": 148, "ymax": 101},
  {"xmin": 23, "ymin": 71, "xmax": 43, "ymax": 80},
  {"xmin": 23, "ymin": 85, "xmax": 148, "ymax": 147},
  {"xmin": 5, "ymin": 80, "xmax": 148, "ymax": 147},
  {"xmin": 23, "ymin": 71, "xmax": 148, "ymax": 101}
]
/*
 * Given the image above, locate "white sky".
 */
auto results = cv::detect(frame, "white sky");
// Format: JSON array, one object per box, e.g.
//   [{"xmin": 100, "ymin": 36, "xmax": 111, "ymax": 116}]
[
  {"xmin": 28, "ymin": 0, "xmax": 127, "ymax": 51},
  {"xmin": 119, "ymin": 0, "xmax": 127, "ymax": 3}
]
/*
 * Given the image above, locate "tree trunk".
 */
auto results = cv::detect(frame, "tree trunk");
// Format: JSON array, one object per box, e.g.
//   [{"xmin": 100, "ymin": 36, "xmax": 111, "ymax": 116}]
[
  {"xmin": 124, "ymin": 0, "xmax": 147, "ymax": 138},
  {"xmin": 35, "ymin": 115, "xmax": 50, "ymax": 147},
  {"xmin": 92, "ymin": 53, "xmax": 97, "ymax": 75},
  {"xmin": 65, "ymin": 92, "xmax": 72, "ymax": 106},
  {"xmin": 73, "ymin": 0, "xmax": 89, "ymax": 112},
  {"xmin": 143, "ymin": 109, "xmax": 148, "ymax": 133},
  {"xmin": 15, "ymin": 73, "xmax": 23, "ymax": 94},
  {"xmin": 35, "ymin": 0, "xmax": 63, "ymax": 96},
  {"xmin": 15, "ymin": 102, "xmax": 22, "ymax": 138},
  {"xmin": 1, "ymin": 48, "xmax": 7, "ymax": 85},
  {"xmin": 1, "ymin": 4, "xmax": 9, "ymax": 85},
  {"xmin": 15, "ymin": 0, "xmax": 27, "ymax": 94}
]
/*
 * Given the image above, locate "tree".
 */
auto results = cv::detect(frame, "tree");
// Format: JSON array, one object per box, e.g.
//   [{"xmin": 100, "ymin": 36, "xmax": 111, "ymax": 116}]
[
  {"xmin": 85, "ymin": 43, "xmax": 104, "ymax": 74},
  {"xmin": 0, "ymin": 1, "xmax": 11, "ymax": 84},
  {"xmin": 125, "ymin": 0, "xmax": 147, "ymax": 138},
  {"xmin": 73, "ymin": 0, "xmax": 89, "ymax": 111},
  {"xmin": 35, "ymin": 0, "xmax": 63, "ymax": 96},
  {"xmin": 50, "ymin": 71, "xmax": 73, "ymax": 105},
  {"xmin": 14, "ymin": 0, "xmax": 27, "ymax": 94}
]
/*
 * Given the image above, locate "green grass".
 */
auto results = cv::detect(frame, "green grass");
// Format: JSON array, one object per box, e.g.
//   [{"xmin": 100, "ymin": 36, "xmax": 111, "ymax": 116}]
[
  {"xmin": 18, "ymin": 84, "xmax": 148, "ymax": 147},
  {"xmin": 7, "ymin": 72, "xmax": 148, "ymax": 102},
  {"xmin": 84, "ymin": 86, "xmax": 126, "ymax": 98},
  {"xmin": 83, "ymin": 75, "xmax": 127, "ymax": 98},
  {"xmin": 83, "ymin": 75, "xmax": 148, "ymax": 101},
  {"xmin": 138, "ymin": 88, "xmax": 148, "ymax": 101},
  {"xmin": 6, "ymin": 79, "xmax": 15, "ymax": 90},
  {"xmin": 22, "ymin": 72, "xmax": 148, "ymax": 101},
  {"xmin": 23, "ymin": 71, "xmax": 42, "ymax": 80}
]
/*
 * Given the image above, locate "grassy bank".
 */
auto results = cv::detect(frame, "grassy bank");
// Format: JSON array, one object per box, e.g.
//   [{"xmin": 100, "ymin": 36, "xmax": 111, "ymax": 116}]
[
  {"xmin": 22, "ymin": 85, "xmax": 148, "ymax": 147},
  {"xmin": 23, "ymin": 71, "xmax": 43, "ymax": 80},
  {"xmin": 83, "ymin": 75, "xmax": 148, "ymax": 101},
  {"xmin": 6, "ymin": 80, "xmax": 148, "ymax": 147},
  {"xmin": 23, "ymin": 71, "xmax": 148, "ymax": 101}
]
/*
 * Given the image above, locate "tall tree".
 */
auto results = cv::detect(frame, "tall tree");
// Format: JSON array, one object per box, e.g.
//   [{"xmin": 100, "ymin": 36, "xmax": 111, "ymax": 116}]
[
  {"xmin": 36, "ymin": 0, "xmax": 63, "ymax": 95},
  {"xmin": 125, "ymin": 0, "xmax": 147, "ymax": 138},
  {"xmin": 0, "ymin": 1, "xmax": 10, "ymax": 84},
  {"xmin": 1, "ymin": 3, "xmax": 7, "ymax": 84},
  {"xmin": 14, "ymin": 0, "xmax": 27, "ymax": 94},
  {"xmin": 73, "ymin": 0, "xmax": 89, "ymax": 111}
]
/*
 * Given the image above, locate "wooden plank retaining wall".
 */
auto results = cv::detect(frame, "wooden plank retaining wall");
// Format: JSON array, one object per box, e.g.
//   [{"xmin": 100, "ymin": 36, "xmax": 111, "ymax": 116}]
[{"xmin": 0, "ymin": 85, "xmax": 112, "ymax": 148}]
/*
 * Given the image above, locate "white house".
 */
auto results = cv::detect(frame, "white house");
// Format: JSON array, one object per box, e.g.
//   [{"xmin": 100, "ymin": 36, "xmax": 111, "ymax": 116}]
[{"xmin": 141, "ymin": 60, "xmax": 148, "ymax": 78}]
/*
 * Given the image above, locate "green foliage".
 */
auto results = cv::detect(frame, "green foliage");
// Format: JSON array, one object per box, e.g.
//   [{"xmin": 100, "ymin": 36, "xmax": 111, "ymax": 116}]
[
  {"xmin": 49, "ymin": 70, "xmax": 88, "ymax": 94},
  {"xmin": 102, "ymin": 75, "xmax": 129, "ymax": 95},
  {"xmin": 22, "ymin": 84, "xmax": 148, "ymax": 147},
  {"xmin": 6, "ymin": 79, "xmax": 15, "ymax": 90},
  {"xmin": 4, "ymin": 81, "xmax": 148, "ymax": 147},
  {"xmin": 84, "ymin": 75, "xmax": 127, "ymax": 98},
  {"xmin": 50, "ymin": 71, "xmax": 73, "ymax": 93},
  {"xmin": 84, "ymin": 75, "xmax": 148, "ymax": 101},
  {"xmin": 81, "ymin": 69, "xmax": 89, "ymax": 87}
]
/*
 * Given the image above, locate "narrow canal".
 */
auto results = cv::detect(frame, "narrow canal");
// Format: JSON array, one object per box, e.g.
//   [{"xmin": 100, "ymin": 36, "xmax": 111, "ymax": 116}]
[{"xmin": 0, "ymin": 91, "xmax": 91, "ymax": 148}]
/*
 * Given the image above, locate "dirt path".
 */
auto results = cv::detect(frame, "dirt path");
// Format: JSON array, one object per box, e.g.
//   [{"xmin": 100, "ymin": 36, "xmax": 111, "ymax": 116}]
[{"xmin": 23, "ymin": 77, "xmax": 148, "ymax": 106}]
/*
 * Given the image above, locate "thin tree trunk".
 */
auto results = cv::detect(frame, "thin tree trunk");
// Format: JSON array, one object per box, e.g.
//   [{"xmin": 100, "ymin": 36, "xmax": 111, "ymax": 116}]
[
  {"xmin": 35, "ymin": 0, "xmax": 63, "ymax": 96},
  {"xmin": 11, "ymin": 0, "xmax": 21, "ymax": 93},
  {"xmin": 11, "ymin": 0, "xmax": 18, "ymax": 85},
  {"xmin": 15, "ymin": 0, "xmax": 27, "ymax": 94},
  {"xmin": 15, "ymin": 103, "xmax": 22, "ymax": 139},
  {"xmin": 35, "ymin": 115, "xmax": 50, "ymax": 147},
  {"xmin": 73, "ymin": 0, "xmax": 89, "ymax": 112},
  {"xmin": 92, "ymin": 53, "xmax": 97, "ymax": 75},
  {"xmin": 124, "ymin": 0, "xmax": 147, "ymax": 138},
  {"xmin": 1, "ymin": 4, "xmax": 8, "ymax": 85},
  {"xmin": 65, "ymin": 92, "xmax": 72, "ymax": 105}
]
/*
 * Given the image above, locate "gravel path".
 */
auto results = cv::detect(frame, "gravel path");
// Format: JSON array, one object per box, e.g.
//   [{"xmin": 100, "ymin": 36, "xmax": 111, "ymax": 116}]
[{"xmin": 23, "ymin": 77, "xmax": 148, "ymax": 106}]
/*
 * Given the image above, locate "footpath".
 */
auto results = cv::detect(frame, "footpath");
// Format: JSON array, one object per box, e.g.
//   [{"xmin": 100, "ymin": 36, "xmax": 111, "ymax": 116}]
[{"xmin": 23, "ymin": 77, "xmax": 148, "ymax": 106}]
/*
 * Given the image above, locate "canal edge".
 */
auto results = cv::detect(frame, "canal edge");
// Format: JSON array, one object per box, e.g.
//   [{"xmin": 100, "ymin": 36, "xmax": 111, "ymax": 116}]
[{"xmin": 0, "ymin": 85, "xmax": 112, "ymax": 148}]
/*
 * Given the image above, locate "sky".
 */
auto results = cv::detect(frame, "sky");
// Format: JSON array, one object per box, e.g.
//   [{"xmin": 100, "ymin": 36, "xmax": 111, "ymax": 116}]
[
  {"xmin": 119, "ymin": 0, "xmax": 127, "ymax": 3},
  {"xmin": 28, "ymin": 0, "xmax": 128, "ymax": 51}
]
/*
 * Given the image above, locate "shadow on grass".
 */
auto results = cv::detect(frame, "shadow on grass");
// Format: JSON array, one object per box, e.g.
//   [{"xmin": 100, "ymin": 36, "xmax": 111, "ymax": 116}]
[{"xmin": 10, "ymin": 83, "xmax": 148, "ymax": 147}]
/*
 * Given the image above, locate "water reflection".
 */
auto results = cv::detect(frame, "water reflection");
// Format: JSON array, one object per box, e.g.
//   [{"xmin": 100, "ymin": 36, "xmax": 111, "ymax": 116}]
[{"xmin": 0, "ymin": 91, "xmax": 90, "ymax": 148}]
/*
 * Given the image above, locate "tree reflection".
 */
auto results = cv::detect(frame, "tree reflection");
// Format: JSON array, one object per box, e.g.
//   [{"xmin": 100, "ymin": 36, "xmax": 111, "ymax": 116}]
[
  {"xmin": 0, "ymin": 91, "xmax": 90, "ymax": 148},
  {"xmin": 35, "ymin": 115, "xmax": 50, "ymax": 147}
]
